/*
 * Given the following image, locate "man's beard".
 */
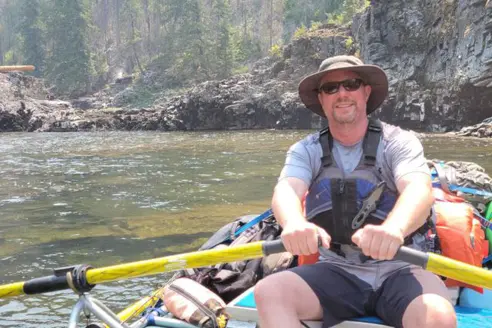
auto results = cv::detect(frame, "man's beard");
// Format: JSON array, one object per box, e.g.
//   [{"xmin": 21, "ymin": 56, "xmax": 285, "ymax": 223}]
[{"xmin": 332, "ymin": 100, "xmax": 357, "ymax": 124}]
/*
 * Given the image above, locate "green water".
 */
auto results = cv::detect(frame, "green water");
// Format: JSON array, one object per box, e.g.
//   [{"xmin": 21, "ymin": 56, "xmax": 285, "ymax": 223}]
[{"xmin": 0, "ymin": 131, "xmax": 490, "ymax": 327}]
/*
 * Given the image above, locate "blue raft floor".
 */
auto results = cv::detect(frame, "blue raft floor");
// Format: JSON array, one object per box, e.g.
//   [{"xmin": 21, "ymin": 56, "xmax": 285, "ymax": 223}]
[{"xmin": 235, "ymin": 289, "xmax": 492, "ymax": 327}]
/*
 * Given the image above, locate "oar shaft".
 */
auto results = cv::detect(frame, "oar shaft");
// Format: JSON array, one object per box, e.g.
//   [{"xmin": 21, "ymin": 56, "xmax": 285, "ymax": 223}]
[
  {"xmin": 0, "ymin": 281, "xmax": 25, "ymax": 298},
  {"xmin": 427, "ymin": 253, "xmax": 492, "ymax": 289},
  {"xmin": 0, "ymin": 65, "xmax": 35, "ymax": 72},
  {"xmin": 86, "ymin": 241, "xmax": 271, "ymax": 285},
  {"xmin": 0, "ymin": 240, "xmax": 282, "ymax": 299},
  {"xmin": 114, "ymin": 294, "xmax": 159, "ymax": 324},
  {"xmin": 395, "ymin": 246, "xmax": 492, "ymax": 289},
  {"xmin": 2, "ymin": 240, "xmax": 490, "ymax": 299},
  {"xmin": 0, "ymin": 272, "xmax": 71, "ymax": 298}
]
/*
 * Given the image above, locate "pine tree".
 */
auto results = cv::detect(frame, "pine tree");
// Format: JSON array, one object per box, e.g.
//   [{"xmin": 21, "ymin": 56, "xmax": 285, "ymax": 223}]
[
  {"xmin": 209, "ymin": 0, "xmax": 232, "ymax": 79},
  {"xmin": 18, "ymin": 0, "xmax": 45, "ymax": 76},
  {"xmin": 44, "ymin": 0, "xmax": 93, "ymax": 96}
]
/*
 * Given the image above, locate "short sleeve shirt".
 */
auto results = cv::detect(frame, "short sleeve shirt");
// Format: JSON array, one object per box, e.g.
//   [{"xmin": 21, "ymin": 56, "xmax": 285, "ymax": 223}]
[{"xmin": 278, "ymin": 121, "xmax": 430, "ymax": 193}]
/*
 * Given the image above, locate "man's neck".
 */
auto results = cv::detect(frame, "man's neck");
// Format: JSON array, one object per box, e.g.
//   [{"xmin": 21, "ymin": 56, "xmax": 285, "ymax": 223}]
[{"xmin": 329, "ymin": 118, "xmax": 368, "ymax": 146}]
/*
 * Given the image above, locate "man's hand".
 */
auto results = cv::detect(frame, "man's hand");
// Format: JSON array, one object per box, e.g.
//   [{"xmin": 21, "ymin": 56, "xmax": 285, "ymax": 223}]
[
  {"xmin": 281, "ymin": 220, "xmax": 331, "ymax": 255},
  {"xmin": 351, "ymin": 224, "xmax": 404, "ymax": 260}
]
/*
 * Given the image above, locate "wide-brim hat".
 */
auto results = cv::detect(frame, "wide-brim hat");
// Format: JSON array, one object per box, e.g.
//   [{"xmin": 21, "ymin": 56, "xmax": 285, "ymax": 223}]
[{"xmin": 298, "ymin": 55, "xmax": 388, "ymax": 117}]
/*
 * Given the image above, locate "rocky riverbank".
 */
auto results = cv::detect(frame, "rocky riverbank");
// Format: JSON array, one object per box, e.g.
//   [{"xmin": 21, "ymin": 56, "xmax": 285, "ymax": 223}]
[
  {"xmin": 453, "ymin": 118, "xmax": 492, "ymax": 138},
  {"xmin": 1, "ymin": 1, "xmax": 492, "ymax": 135}
]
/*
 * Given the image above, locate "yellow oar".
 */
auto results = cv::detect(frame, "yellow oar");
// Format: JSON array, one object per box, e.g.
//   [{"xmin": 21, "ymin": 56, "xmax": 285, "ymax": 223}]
[
  {"xmin": 394, "ymin": 246, "xmax": 492, "ymax": 289},
  {"xmin": 0, "ymin": 65, "xmax": 35, "ymax": 72},
  {"xmin": 0, "ymin": 240, "xmax": 283, "ymax": 299},
  {"xmin": 113, "ymin": 293, "xmax": 160, "ymax": 325},
  {"xmin": 0, "ymin": 241, "xmax": 490, "ymax": 299}
]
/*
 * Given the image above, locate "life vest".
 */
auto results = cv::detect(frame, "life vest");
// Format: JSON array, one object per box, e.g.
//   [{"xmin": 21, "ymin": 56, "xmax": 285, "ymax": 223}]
[
  {"xmin": 432, "ymin": 188, "xmax": 488, "ymax": 293},
  {"xmin": 299, "ymin": 119, "xmax": 432, "ymax": 264},
  {"xmin": 304, "ymin": 119, "xmax": 399, "ymax": 246}
]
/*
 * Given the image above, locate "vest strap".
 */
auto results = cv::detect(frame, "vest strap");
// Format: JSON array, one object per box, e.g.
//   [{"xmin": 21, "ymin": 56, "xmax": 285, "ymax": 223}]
[
  {"xmin": 363, "ymin": 119, "xmax": 382, "ymax": 166},
  {"xmin": 319, "ymin": 128, "xmax": 333, "ymax": 167},
  {"xmin": 318, "ymin": 119, "xmax": 382, "ymax": 168}
]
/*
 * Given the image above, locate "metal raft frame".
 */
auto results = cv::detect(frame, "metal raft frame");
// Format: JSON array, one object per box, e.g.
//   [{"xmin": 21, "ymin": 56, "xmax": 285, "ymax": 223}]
[
  {"xmin": 67, "ymin": 291, "xmax": 171, "ymax": 328},
  {"xmin": 68, "ymin": 294, "xmax": 131, "ymax": 328}
]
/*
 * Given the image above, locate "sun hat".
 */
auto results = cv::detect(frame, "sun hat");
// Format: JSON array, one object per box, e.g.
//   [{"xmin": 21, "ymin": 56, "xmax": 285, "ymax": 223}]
[{"xmin": 298, "ymin": 55, "xmax": 388, "ymax": 117}]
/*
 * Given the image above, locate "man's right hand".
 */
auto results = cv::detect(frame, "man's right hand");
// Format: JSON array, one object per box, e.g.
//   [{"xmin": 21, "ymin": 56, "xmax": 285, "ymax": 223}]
[{"xmin": 280, "ymin": 220, "xmax": 331, "ymax": 255}]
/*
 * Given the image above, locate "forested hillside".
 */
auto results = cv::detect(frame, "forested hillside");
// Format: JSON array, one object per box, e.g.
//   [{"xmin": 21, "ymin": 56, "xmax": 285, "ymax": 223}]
[{"xmin": 0, "ymin": 0, "xmax": 368, "ymax": 97}]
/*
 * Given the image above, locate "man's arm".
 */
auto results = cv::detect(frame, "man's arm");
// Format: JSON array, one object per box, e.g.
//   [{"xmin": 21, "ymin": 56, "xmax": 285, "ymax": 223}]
[
  {"xmin": 272, "ymin": 177, "xmax": 331, "ymax": 255},
  {"xmin": 352, "ymin": 130, "xmax": 433, "ymax": 260},
  {"xmin": 272, "ymin": 177, "xmax": 308, "ymax": 228},
  {"xmin": 382, "ymin": 172, "xmax": 434, "ymax": 238},
  {"xmin": 273, "ymin": 136, "xmax": 331, "ymax": 255}
]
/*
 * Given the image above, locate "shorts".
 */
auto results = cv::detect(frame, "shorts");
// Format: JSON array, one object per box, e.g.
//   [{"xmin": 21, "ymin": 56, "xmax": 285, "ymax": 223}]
[{"xmin": 289, "ymin": 261, "xmax": 451, "ymax": 328}]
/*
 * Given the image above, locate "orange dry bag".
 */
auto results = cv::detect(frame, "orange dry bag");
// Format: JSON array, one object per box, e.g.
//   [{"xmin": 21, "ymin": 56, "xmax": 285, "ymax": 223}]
[{"xmin": 433, "ymin": 188, "xmax": 488, "ymax": 293}]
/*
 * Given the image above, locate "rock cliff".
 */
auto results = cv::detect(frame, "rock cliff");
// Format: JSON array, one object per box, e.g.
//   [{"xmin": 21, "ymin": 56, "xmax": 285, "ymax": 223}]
[{"xmin": 354, "ymin": 0, "xmax": 492, "ymax": 131}]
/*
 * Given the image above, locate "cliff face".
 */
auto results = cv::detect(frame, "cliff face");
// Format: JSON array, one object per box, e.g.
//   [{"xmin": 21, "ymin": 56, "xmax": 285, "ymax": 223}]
[{"xmin": 354, "ymin": 0, "xmax": 492, "ymax": 131}]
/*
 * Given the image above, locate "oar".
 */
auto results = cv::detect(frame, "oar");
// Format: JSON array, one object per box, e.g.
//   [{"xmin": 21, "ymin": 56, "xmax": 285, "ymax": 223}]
[
  {"xmin": 0, "ymin": 239, "xmax": 285, "ymax": 299},
  {"xmin": 0, "ymin": 65, "xmax": 35, "ymax": 72},
  {"xmin": 393, "ymin": 246, "xmax": 492, "ymax": 289},
  {"xmin": 0, "ymin": 241, "xmax": 491, "ymax": 299}
]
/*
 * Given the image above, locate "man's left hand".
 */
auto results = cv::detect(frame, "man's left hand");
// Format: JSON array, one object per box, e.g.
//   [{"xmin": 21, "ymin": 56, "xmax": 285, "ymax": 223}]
[{"xmin": 351, "ymin": 224, "xmax": 404, "ymax": 260}]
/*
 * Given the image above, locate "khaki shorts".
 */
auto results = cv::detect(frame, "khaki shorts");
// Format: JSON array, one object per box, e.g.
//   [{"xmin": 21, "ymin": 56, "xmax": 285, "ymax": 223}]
[{"xmin": 290, "ymin": 261, "xmax": 451, "ymax": 328}]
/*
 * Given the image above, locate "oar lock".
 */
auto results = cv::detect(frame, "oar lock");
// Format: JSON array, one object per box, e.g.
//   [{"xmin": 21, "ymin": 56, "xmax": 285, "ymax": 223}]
[
  {"xmin": 23, "ymin": 264, "xmax": 95, "ymax": 296},
  {"xmin": 57, "ymin": 264, "xmax": 95, "ymax": 294}
]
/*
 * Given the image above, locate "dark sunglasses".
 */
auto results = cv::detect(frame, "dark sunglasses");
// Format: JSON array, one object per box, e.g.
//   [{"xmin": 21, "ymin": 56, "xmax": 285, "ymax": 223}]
[{"xmin": 318, "ymin": 78, "xmax": 364, "ymax": 94}]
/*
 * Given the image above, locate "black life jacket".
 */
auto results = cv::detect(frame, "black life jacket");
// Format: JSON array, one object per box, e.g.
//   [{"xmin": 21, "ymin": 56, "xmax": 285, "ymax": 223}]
[{"xmin": 305, "ymin": 119, "xmax": 398, "ymax": 245}]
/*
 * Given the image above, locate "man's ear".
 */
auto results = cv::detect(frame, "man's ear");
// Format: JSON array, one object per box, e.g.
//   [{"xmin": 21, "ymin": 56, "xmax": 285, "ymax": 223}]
[{"xmin": 364, "ymin": 85, "xmax": 372, "ymax": 101}]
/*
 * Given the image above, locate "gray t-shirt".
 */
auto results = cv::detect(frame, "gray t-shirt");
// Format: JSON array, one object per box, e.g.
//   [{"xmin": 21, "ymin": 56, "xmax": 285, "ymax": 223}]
[
  {"xmin": 277, "ymin": 121, "xmax": 431, "ymax": 269},
  {"xmin": 279, "ymin": 121, "xmax": 430, "ymax": 193}
]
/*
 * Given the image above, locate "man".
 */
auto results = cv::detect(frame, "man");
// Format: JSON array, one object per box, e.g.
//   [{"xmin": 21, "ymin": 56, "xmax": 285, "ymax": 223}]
[{"xmin": 254, "ymin": 56, "xmax": 457, "ymax": 328}]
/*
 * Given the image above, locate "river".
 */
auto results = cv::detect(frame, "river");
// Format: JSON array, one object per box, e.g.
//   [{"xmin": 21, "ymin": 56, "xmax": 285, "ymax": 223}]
[{"xmin": 0, "ymin": 131, "xmax": 490, "ymax": 327}]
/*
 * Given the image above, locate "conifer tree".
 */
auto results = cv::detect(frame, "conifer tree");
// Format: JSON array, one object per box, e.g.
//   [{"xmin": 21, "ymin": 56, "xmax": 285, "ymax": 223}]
[
  {"xmin": 17, "ymin": 0, "xmax": 45, "ymax": 76},
  {"xmin": 44, "ymin": 0, "xmax": 93, "ymax": 96}
]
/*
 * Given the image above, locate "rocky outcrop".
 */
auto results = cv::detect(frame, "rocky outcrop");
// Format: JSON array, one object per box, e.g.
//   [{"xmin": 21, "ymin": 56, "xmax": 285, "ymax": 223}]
[
  {"xmin": 154, "ymin": 0, "xmax": 492, "ymax": 134},
  {"xmin": 147, "ymin": 28, "xmax": 352, "ymax": 131},
  {"xmin": 453, "ymin": 117, "xmax": 492, "ymax": 137},
  {"xmin": 353, "ymin": 0, "xmax": 492, "ymax": 132},
  {"xmin": 0, "ymin": 72, "xmax": 70, "ymax": 131}
]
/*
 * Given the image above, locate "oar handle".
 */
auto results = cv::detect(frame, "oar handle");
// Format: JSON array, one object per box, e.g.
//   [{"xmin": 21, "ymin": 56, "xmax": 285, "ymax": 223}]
[
  {"xmin": 262, "ymin": 239, "xmax": 286, "ymax": 256},
  {"xmin": 394, "ymin": 246, "xmax": 429, "ymax": 268},
  {"xmin": 262, "ymin": 241, "xmax": 432, "ymax": 269}
]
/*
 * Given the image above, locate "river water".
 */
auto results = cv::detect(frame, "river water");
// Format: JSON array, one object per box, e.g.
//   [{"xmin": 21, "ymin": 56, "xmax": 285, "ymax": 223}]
[{"xmin": 0, "ymin": 131, "xmax": 490, "ymax": 327}]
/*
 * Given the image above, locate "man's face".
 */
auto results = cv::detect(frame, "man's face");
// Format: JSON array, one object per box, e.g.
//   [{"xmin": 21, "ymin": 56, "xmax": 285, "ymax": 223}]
[{"xmin": 317, "ymin": 70, "xmax": 371, "ymax": 125}]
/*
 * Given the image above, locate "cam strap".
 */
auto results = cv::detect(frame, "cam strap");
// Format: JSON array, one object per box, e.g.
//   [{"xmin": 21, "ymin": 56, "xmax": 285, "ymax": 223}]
[{"xmin": 427, "ymin": 160, "xmax": 454, "ymax": 194}]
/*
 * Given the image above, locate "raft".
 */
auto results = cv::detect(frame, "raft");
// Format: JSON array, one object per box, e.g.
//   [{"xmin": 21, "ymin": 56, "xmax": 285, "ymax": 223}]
[
  {"xmin": 118, "ymin": 204, "xmax": 492, "ymax": 328},
  {"xmin": 123, "ymin": 279, "xmax": 492, "ymax": 328}
]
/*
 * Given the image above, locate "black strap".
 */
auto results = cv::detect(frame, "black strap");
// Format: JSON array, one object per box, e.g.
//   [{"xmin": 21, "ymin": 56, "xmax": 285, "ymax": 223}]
[
  {"xmin": 319, "ymin": 127, "xmax": 333, "ymax": 167},
  {"xmin": 319, "ymin": 119, "xmax": 382, "ymax": 168},
  {"xmin": 363, "ymin": 119, "xmax": 382, "ymax": 166},
  {"xmin": 300, "ymin": 321, "xmax": 310, "ymax": 328}
]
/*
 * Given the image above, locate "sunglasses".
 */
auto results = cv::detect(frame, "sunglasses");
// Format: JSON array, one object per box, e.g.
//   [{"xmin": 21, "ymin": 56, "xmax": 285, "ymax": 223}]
[{"xmin": 318, "ymin": 78, "xmax": 364, "ymax": 94}]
